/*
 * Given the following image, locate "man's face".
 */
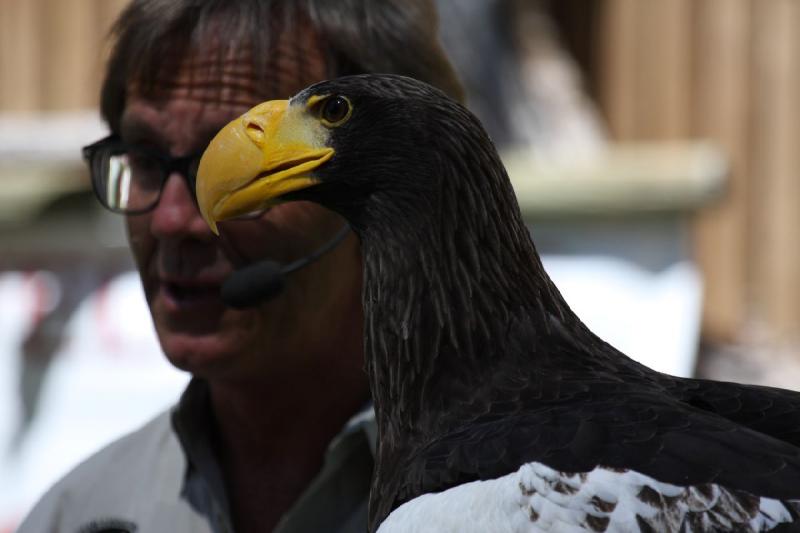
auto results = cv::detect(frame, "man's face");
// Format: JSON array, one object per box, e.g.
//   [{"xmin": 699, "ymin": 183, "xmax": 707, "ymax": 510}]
[{"xmin": 120, "ymin": 42, "xmax": 363, "ymax": 382}]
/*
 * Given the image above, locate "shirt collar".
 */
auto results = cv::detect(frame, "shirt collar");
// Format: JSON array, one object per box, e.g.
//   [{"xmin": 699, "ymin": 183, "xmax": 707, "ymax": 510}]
[
  {"xmin": 170, "ymin": 378, "xmax": 377, "ymax": 533},
  {"xmin": 171, "ymin": 379, "xmax": 233, "ymax": 532}
]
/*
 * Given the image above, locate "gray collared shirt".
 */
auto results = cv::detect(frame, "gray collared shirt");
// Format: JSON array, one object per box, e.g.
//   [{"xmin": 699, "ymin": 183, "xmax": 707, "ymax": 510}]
[{"xmin": 16, "ymin": 379, "xmax": 376, "ymax": 533}]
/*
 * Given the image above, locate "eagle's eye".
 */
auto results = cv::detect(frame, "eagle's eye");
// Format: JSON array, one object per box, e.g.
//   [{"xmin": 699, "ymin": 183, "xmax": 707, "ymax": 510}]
[{"xmin": 319, "ymin": 95, "xmax": 352, "ymax": 127}]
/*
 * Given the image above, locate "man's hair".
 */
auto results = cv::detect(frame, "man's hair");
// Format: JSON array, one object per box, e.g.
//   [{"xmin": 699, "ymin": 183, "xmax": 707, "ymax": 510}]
[{"xmin": 100, "ymin": 0, "xmax": 464, "ymax": 132}]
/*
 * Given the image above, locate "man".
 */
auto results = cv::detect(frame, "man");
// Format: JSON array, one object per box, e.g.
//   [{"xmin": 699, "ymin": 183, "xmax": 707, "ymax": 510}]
[{"xmin": 17, "ymin": 1, "xmax": 462, "ymax": 532}]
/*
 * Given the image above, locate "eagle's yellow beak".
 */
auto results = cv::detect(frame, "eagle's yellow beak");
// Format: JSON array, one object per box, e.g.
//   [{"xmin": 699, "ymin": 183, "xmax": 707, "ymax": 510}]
[{"xmin": 196, "ymin": 99, "xmax": 333, "ymax": 234}]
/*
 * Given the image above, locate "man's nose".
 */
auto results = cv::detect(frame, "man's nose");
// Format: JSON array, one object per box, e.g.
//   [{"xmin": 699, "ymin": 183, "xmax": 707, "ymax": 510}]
[{"xmin": 150, "ymin": 173, "xmax": 211, "ymax": 238}]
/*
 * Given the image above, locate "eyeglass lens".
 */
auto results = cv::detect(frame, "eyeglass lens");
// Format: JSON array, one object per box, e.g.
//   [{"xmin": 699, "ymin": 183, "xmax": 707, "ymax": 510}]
[
  {"xmin": 100, "ymin": 151, "xmax": 154, "ymax": 212},
  {"xmin": 89, "ymin": 139, "xmax": 264, "ymax": 219}
]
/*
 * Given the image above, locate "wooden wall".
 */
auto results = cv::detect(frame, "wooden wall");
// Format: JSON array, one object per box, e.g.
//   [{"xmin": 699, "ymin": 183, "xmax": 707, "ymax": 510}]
[
  {"xmin": 596, "ymin": 0, "xmax": 800, "ymax": 346},
  {"xmin": 0, "ymin": 0, "xmax": 798, "ymax": 345},
  {"xmin": 0, "ymin": 0, "xmax": 126, "ymax": 111}
]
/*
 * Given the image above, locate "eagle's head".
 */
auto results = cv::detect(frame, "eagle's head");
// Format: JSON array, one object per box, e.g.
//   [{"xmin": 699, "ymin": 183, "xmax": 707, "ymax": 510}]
[{"xmin": 196, "ymin": 74, "xmax": 493, "ymax": 236}]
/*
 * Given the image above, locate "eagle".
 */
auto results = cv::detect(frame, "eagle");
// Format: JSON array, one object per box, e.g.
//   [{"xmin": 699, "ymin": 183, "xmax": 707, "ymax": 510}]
[{"xmin": 195, "ymin": 74, "xmax": 800, "ymax": 532}]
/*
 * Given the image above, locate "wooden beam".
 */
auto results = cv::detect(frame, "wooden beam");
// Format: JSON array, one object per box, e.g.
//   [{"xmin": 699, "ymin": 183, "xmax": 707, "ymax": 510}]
[
  {"xmin": 689, "ymin": 0, "xmax": 751, "ymax": 341},
  {"xmin": 630, "ymin": 0, "xmax": 693, "ymax": 139},
  {"xmin": 597, "ymin": 0, "xmax": 638, "ymax": 139},
  {"xmin": 0, "ymin": 0, "xmax": 44, "ymax": 111},
  {"xmin": 748, "ymin": 0, "xmax": 800, "ymax": 342},
  {"xmin": 40, "ymin": 0, "xmax": 99, "ymax": 110},
  {"xmin": 597, "ymin": 0, "xmax": 692, "ymax": 140}
]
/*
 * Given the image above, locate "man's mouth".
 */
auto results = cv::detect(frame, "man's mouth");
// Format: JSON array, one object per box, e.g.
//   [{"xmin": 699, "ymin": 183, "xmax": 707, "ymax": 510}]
[{"xmin": 160, "ymin": 280, "xmax": 224, "ymax": 310}]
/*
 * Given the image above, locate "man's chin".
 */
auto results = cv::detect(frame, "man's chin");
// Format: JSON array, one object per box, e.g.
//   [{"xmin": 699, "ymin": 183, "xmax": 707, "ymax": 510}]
[
  {"xmin": 146, "ymin": 287, "xmax": 267, "ymax": 379},
  {"xmin": 156, "ymin": 329, "xmax": 245, "ymax": 378}
]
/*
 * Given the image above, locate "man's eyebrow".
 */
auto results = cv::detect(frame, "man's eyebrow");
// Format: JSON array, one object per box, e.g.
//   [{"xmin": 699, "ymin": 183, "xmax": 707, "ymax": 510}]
[
  {"xmin": 119, "ymin": 117, "xmax": 164, "ymax": 148},
  {"xmin": 119, "ymin": 117, "xmax": 225, "ymax": 156}
]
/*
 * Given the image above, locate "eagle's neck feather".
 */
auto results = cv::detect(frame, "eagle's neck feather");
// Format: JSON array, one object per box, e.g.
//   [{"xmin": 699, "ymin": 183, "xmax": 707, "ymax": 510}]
[{"xmin": 358, "ymin": 114, "xmax": 577, "ymax": 436}]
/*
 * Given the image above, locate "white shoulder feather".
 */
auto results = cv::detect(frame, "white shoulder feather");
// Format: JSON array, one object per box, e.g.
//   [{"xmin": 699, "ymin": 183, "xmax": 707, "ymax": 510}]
[{"xmin": 377, "ymin": 462, "xmax": 798, "ymax": 532}]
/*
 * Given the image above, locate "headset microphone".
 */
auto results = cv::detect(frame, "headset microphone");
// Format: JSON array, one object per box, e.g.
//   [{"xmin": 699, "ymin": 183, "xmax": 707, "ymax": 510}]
[{"xmin": 220, "ymin": 224, "xmax": 351, "ymax": 308}]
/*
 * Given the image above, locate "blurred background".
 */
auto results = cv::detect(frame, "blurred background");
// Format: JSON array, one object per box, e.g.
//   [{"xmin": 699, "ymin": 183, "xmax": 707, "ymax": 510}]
[{"xmin": 0, "ymin": 0, "xmax": 798, "ymax": 529}]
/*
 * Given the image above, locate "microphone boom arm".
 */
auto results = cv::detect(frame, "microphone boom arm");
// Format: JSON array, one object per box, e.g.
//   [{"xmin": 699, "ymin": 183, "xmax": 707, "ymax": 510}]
[{"xmin": 220, "ymin": 224, "xmax": 351, "ymax": 308}]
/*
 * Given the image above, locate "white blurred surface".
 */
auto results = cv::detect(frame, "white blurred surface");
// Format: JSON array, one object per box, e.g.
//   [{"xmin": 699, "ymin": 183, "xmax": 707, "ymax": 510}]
[
  {"xmin": 0, "ymin": 271, "xmax": 188, "ymax": 530},
  {"xmin": 542, "ymin": 256, "xmax": 701, "ymax": 378}
]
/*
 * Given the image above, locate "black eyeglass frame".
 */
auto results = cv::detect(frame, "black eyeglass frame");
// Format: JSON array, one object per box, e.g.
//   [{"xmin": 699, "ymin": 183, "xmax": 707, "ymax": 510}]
[{"xmin": 82, "ymin": 134, "xmax": 205, "ymax": 215}]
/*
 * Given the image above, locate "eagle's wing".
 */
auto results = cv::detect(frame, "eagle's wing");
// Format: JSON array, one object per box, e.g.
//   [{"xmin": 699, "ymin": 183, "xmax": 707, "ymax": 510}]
[
  {"xmin": 665, "ymin": 377, "xmax": 800, "ymax": 448},
  {"xmin": 374, "ymin": 386, "xmax": 800, "ymax": 531}
]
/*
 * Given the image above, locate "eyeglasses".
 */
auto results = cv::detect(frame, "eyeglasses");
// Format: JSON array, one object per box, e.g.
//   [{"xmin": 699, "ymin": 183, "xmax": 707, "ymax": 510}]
[{"xmin": 82, "ymin": 134, "xmax": 204, "ymax": 215}]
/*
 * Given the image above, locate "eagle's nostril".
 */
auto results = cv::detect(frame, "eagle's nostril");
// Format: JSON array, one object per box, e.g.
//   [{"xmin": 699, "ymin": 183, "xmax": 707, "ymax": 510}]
[{"xmin": 244, "ymin": 120, "xmax": 265, "ymax": 144}]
